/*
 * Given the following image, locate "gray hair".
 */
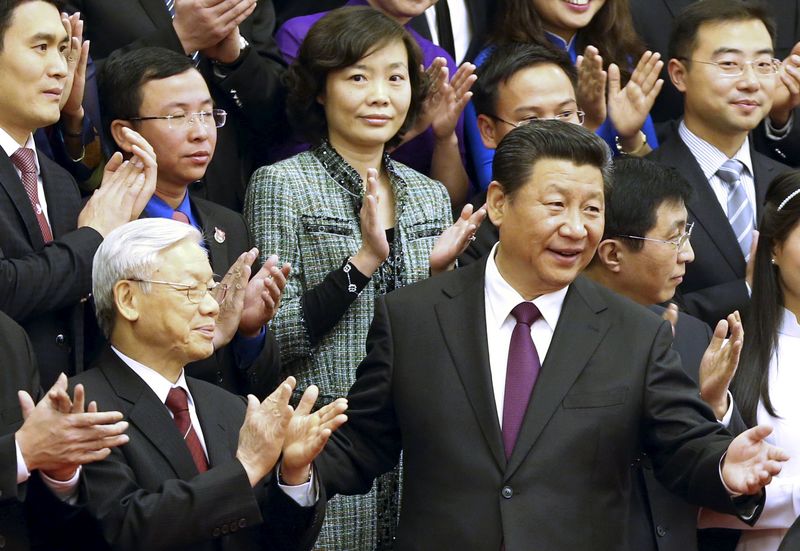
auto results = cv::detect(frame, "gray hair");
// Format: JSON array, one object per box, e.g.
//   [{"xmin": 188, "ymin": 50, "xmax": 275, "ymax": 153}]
[{"xmin": 92, "ymin": 218, "xmax": 204, "ymax": 338}]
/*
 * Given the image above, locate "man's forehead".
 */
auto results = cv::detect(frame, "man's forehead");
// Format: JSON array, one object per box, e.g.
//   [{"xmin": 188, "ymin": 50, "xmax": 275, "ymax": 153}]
[
  {"xmin": 155, "ymin": 241, "xmax": 212, "ymax": 279},
  {"xmin": 140, "ymin": 70, "xmax": 212, "ymax": 108},
  {"xmin": 5, "ymin": 1, "xmax": 67, "ymax": 42},
  {"xmin": 693, "ymin": 19, "xmax": 774, "ymax": 54}
]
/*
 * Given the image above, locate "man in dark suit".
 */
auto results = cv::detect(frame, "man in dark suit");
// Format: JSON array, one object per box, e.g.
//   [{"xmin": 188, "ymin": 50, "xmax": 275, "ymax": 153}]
[
  {"xmin": 69, "ymin": 218, "xmax": 345, "ymax": 550},
  {"xmin": 97, "ymin": 46, "xmax": 289, "ymax": 398},
  {"xmin": 0, "ymin": 0, "xmax": 157, "ymax": 388},
  {"xmin": 276, "ymin": 121, "xmax": 788, "ymax": 550},
  {"xmin": 647, "ymin": 0, "xmax": 791, "ymax": 327},
  {"xmin": 0, "ymin": 310, "xmax": 129, "ymax": 549},
  {"xmin": 630, "ymin": 0, "xmax": 800, "ymax": 167},
  {"xmin": 408, "ymin": 0, "xmax": 492, "ymax": 63},
  {"xmin": 75, "ymin": 0, "xmax": 286, "ymax": 212},
  {"xmin": 584, "ymin": 156, "xmax": 747, "ymax": 551}
]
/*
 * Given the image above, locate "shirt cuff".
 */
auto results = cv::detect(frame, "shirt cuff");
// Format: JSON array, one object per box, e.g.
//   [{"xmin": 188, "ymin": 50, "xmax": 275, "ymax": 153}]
[
  {"xmin": 39, "ymin": 467, "xmax": 81, "ymax": 503},
  {"xmin": 232, "ymin": 327, "xmax": 266, "ymax": 370},
  {"xmin": 718, "ymin": 391, "xmax": 735, "ymax": 426},
  {"xmin": 14, "ymin": 438, "xmax": 30, "ymax": 485},
  {"xmin": 765, "ymin": 112, "xmax": 794, "ymax": 140},
  {"xmin": 276, "ymin": 463, "xmax": 317, "ymax": 507}
]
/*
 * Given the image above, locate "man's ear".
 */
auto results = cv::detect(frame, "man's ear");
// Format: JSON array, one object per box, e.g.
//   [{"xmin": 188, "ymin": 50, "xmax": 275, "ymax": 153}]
[
  {"xmin": 477, "ymin": 114, "xmax": 500, "ymax": 149},
  {"xmin": 668, "ymin": 58, "xmax": 688, "ymax": 92},
  {"xmin": 113, "ymin": 280, "xmax": 140, "ymax": 323},
  {"xmin": 486, "ymin": 181, "xmax": 507, "ymax": 227},
  {"xmin": 110, "ymin": 120, "xmax": 136, "ymax": 154},
  {"xmin": 596, "ymin": 239, "xmax": 624, "ymax": 273}
]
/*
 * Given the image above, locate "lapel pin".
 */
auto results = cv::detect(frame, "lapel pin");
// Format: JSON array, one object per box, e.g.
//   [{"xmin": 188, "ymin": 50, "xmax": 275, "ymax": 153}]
[{"xmin": 213, "ymin": 226, "xmax": 226, "ymax": 244}]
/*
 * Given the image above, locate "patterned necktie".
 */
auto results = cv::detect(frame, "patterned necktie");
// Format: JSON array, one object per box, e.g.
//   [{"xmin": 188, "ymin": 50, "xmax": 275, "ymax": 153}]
[
  {"xmin": 171, "ymin": 210, "xmax": 190, "ymax": 224},
  {"xmin": 10, "ymin": 148, "xmax": 53, "ymax": 242},
  {"xmin": 502, "ymin": 302, "xmax": 542, "ymax": 459},
  {"xmin": 716, "ymin": 159, "xmax": 755, "ymax": 260},
  {"xmin": 165, "ymin": 387, "xmax": 209, "ymax": 473},
  {"xmin": 163, "ymin": 0, "xmax": 200, "ymax": 64}
]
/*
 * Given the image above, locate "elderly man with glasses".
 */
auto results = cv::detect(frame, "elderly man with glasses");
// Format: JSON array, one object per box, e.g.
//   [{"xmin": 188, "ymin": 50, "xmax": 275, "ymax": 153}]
[{"xmin": 95, "ymin": 46, "xmax": 288, "ymax": 399}]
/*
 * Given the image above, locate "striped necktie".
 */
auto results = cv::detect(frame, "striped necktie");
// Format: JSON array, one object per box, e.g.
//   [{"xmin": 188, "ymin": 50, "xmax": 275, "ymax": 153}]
[
  {"xmin": 716, "ymin": 159, "xmax": 754, "ymax": 261},
  {"xmin": 164, "ymin": 0, "xmax": 200, "ymax": 64}
]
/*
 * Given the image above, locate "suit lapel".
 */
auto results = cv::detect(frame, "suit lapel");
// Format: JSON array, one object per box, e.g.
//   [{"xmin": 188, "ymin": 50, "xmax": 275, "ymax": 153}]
[
  {"xmin": 751, "ymin": 148, "xmax": 778, "ymax": 221},
  {"xmin": 505, "ymin": 277, "xmax": 609, "ymax": 478},
  {"xmin": 188, "ymin": 378, "xmax": 231, "ymax": 468},
  {"xmin": 39, "ymin": 156, "xmax": 77, "ymax": 239},
  {"xmin": 434, "ymin": 260, "xmax": 506, "ymax": 470},
  {"xmin": 665, "ymin": 0, "xmax": 694, "ymax": 17},
  {"xmin": 661, "ymin": 132, "xmax": 745, "ymax": 275},
  {"xmin": 0, "ymin": 149, "xmax": 44, "ymax": 248},
  {"xmin": 139, "ymin": 0, "xmax": 173, "ymax": 30},
  {"xmin": 99, "ymin": 349, "xmax": 200, "ymax": 480},
  {"xmin": 191, "ymin": 198, "xmax": 229, "ymax": 274}
]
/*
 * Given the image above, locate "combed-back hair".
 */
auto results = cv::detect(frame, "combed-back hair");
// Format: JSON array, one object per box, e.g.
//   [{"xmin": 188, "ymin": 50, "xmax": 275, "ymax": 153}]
[
  {"xmin": 492, "ymin": 119, "xmax": 612, "ymax": 199},
  {"xmin": 472, "ymin": 42, "xmax": 577, "ymax": 118},
  {"xmin": 284, "ymin": 6, "xmax": 426, "ymax": 149},
  {"xmin": 732, "ymin": 170, "xmax": 800, "ymax": 426},
  {"xmin": 604, "ymin": 157, "xmax": 693, "ymax": 251}
]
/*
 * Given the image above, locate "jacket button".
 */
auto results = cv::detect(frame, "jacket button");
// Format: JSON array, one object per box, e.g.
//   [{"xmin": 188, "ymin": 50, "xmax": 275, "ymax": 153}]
[
  {"xmin": 501, "ymin": 486, "xmax": 513, "ymax": 499},
  {"xmin": 238, "ymin": 518, "xmax": 246, "ymax": 528},
  {"xmin": 212, "ymin": 528, "xmax": 220, "ymax": 537},
  {"xmin": 216, "ymin": 371, "xmax": 224, "ymax": 384},
  {"xmin": 55, "ymin": 334, "xmax": 66, "ymax": 346},
  {"xmin": 656, "ymin": 525, "xmax": 667, "ymax": 537},
  {"xmin": 221, "ymin": 525, "xmax": 229, "ymax": 535}
]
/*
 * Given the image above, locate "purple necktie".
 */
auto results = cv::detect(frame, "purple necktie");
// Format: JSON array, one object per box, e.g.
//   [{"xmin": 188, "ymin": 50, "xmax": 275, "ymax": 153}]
[
  {"xmin": 502, "ymin": 302, "xmax": 542, "ymax": 459},
  {"xmin": 11, "ymin": 148, "xmax": 53, "ymax": 242}
]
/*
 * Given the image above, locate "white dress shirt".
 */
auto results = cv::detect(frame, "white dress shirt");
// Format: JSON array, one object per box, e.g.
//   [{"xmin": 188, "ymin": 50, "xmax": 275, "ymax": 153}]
[
  {"xmin": 424, "ymin": 0, "xmax": 471, "ymax": 64},
  {"xmin": 484, "ymin": 243, "xmax": 569, "ymax": 424},
  {"xmin": 699, "ymin": 308, "xmax": 800, "ymax": 549},
  {"xmin": 0, "ymin": 128, "xmax": 51, "ymax": 226}
]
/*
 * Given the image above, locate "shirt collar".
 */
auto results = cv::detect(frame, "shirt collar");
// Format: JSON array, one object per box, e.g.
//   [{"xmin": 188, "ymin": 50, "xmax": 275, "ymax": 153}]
[
  {"xmin": 110, "ymin": 346, "xmax": 193, "ymax": 407},
  {"xmin": 545, "ymin": 31, "xmax": 577, "ymax": 58},
  {"xmin": 0, "ymin": 128, "xmax": 40, "ymax": 173},
  {"xmin": 779, "ymin": 308, "xmax": 800, "ymax": 338},
  {"xmin": 484, "ymin": 242, "xmax": 568, "ymax": 332},
  {"xmin": 678, "ymin": 120, "xmax": 754, "ymax": 181},
  {"xmin": 144, "ymin": 192, "xmax": 196, "ymax": 227}
]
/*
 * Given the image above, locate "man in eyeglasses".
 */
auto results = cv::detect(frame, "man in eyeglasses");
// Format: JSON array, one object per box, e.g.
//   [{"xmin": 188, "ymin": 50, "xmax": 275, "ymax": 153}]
[
  {"xmin": 648, "ymin": 0, "xmax": 791, "ymax": 328},
  {"xmin": 98, "ymin": 46, "xmax": 288, "ymax": 399}
]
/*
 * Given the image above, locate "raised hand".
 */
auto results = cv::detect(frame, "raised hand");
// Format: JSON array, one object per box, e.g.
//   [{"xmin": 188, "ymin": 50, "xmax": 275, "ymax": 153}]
[
  {"xmin": 280, "ymin": 385, "xmax": 348, "ymax": 486},
  {"xmin": 770, "ymin": 44, "xmax": 800, "ymax": 127},
  {"xmin": 235, "ymin": 377, "xmax": 295, "ymax": 487},
  {"xmin": 699, "ymin": 311, "xmax": 744, "ymax": 420},
  {"xmin": 59, "ymin": 12, "xmax": 89, "ymax": 121},
  {"xmin": 429, "ymin": 63, "xmax": 477, "ymax": 140},
  {"xmin": 16, "ymin": 373, "xmax": 130, "ymax": 481},
  {"xmin": 173, "ymin": 0, "xmax": 256, "ymax": 59},
  {"xmin": 213, "ymin": 248, "xmax": 257, "ymax": 350},
  {"xmin": 429, "ymin": 203, "xmax": 487, "ymax": 275},
  {"xmin": 350, "ymin": 168, "xmax": 390, "ymax": 277},
  {"xmin": 239, "ymin": 254, "xmax": 291, "ymax": 337},
  {"xmin": 608, "ymin": 51, "xmax": 664, "ymax": 152},
  {"xmin": 576, "ymin": 46, "xmax": 607, "ymax": 131},
  {"xmin": 722, "ymin": 425, "xmax": 789, "ymax": 495}
]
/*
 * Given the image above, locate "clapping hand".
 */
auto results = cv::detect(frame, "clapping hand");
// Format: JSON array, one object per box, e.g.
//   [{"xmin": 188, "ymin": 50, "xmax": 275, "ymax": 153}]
[
  {"xmin": 770, "ymin": 43, "xmax": 800, "ymax": 127},
  {"xmin": 608, "ymin": 51, "xmax": 663, "ymax": 151},
  {"xmin": 722, "ymin": 425, "xmax": 789, "ymax": 495},
  {"xmin": 429, "ymin": 203, "xmax": 487, "ymax": 275},
  {"xmin": 239, "ymin": 254, "xmax": 291, "ymax": 337},
  {"xmin": 699, "ymin": 311, "xmax": 743, "ymax": 420},
  {"xmin": 213, "ymin": 247, "xmax": 257, "ymax": 350},
  {"xmin": 576, "ymin": 46, "xmax": 607, "ymax": 131},
  {"xmin": 59, "ymin": 12, "xmax": 89, "ymax": 120},
  {"xmin": 351, "ymin": 168, "xmax": 390, "ymax": 277},
  {"xmin": 173, "ymin": 0, "xmax": 255, "ymax": 62}
]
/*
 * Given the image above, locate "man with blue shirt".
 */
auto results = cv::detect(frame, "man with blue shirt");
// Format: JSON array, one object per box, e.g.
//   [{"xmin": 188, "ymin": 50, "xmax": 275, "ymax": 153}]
[{"xmin": 98, "ymin": 46, "xmax": 288, "ymax": 398}]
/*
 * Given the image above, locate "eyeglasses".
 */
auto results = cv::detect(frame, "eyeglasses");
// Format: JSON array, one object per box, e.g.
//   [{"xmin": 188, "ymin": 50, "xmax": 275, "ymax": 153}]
[
  {"xmin": 489, "ymin": 109, "xmax": 586, "ymax": 128},
  {"xmin": 679, "ymin": 57, "xmax": 782, "ymax": 78},
  {"xmin": 127, "ymin": 109, "xmax": 227, "ymax": 130},
  {"xmin": 129, "ymin": 275, "xmax": 228, "ymax": 304},
  {"xmin": 616, "ymin": 223, "xmax": 694, "ymax": 252}
]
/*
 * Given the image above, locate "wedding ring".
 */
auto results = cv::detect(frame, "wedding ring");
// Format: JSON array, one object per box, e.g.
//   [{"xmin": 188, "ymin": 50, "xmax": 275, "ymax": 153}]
[{"xmin": 469, "ymin": 234, "xmax": 477, "ymax": 242}]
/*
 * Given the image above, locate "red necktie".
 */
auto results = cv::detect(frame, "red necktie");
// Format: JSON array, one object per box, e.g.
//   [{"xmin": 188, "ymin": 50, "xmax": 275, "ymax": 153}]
[
  {"xmin": 171, "ymin": 210, "xmax": 190, "ymax": 224},
  {"xmin": 11, "ymin": 148, "xmax": 53, "ymax": 242},
  {"xmin": 165, "ymin": 387, "xmax": 209, "ymax": 472},
  {"xmin": 502, "ymin": 302, "xmax": 542, "ymax": 459}
]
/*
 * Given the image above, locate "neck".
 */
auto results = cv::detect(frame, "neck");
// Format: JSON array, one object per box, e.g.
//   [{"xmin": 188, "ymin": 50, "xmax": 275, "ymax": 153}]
[
  {"xmin": 583, "ymin": 264, "xmax": 649, "ymax": 305},
  {"xmin": 155, "ymin": 181, "xmax": 188, "ymax": 210},
  {"xmin": 0, "ymin": 122, "xmax": 31, "ymax": 147},
  {"xmin": 366, "ymin": 0, "xmax": 412, "ymax": 25},
  {"xmin": 495, "ymin": 244, "xmax": 559, "ymax": 301},
  {"xmin": 683, "ymin": 113, "xmax": 748, "ymax": 158},
  {"xmin": 111, "ymin": 332, "xmax": 183, "ymax": 384},
  {"xmin": 328, "ymin": 136, "xmax": 386, "ymax": 184}
]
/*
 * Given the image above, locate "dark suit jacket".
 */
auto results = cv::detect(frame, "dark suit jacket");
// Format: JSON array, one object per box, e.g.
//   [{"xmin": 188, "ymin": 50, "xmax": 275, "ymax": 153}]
[
  {"xmin": 779, "ymin": 516, "xmax": 800, "ymax": 550},
  {"xmin": 76, "ymin": 0, "xmax": 286, "ymax": 211},
  {"xmin": 647, "ymin": 126, "xmax": 789, "ymax": 326},
  {"xmin": 68, "ymin": 348, "xmax": 322, "ymax": 551},
  {"xmin": 630, "ymin": 0, "xmax": 800, "ymax": 166},
  {"xmin": 316, "ymin": 260, "xmax": 757, "ymax": 550},
  {"xmin": 0, "ymin": 147, "xmax": 102, "ymax": 388}
]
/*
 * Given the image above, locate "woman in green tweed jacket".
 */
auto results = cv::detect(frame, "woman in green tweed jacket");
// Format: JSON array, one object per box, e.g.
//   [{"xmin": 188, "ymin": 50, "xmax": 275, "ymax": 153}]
[{"xmin": 245, "ymin": 7, "xmax": 483, "ymax": 551}]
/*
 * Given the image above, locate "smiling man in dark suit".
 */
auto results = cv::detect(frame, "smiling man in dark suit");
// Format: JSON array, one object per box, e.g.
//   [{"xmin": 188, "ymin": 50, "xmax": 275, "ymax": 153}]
[
  {"xmin": 648, "ymin": 0, "xmax": 791, "ymax": 327},
  {"xmin": 0, "ymin": 0, "xmax": 157, "ymax": 388},
  {"xmin": 97, "ymin": 46, "xmax": 289, "ymax": 398},
  {"xmin": 276, "ymin": 120, "xmax": 789, "ymax": 550}
]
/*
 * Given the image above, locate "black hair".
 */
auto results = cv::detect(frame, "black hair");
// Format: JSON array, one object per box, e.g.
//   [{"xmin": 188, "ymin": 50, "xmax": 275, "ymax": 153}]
[
  {"xmin": 668, "ymin": 0, "xmax": 776, "ymax": 61},
  {"xmin": 284, "ymin": 6, "xmax": 426, "ymax": 149},
  {"xmin": 732, "ymin": 170, "xmax": 800, "ymax": 426},
  {"xmin": 472, "ymin": 42, "xmax": 577, "ymax": 118},
  {"xmin": 604, "ymin": 157, "xmax": 693, "ymax": 251},
  {"xmin": 0, "ymin": 0, "xmax": 65, "ymax": 51},
  {"xmin": 492, "ymin": 119, "xmax": 612, "ymax": 200},
  {"xmin": 98, "ymin": 46, "xmax": 196, "ymax": 145}
]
